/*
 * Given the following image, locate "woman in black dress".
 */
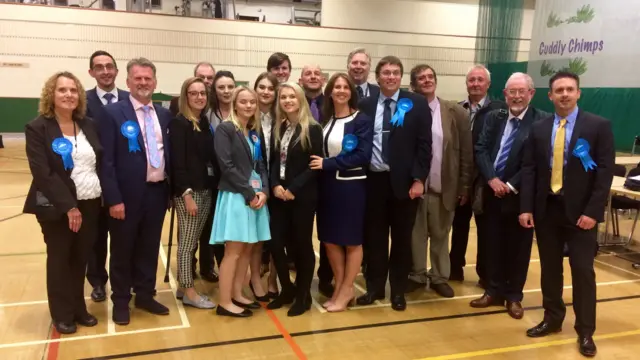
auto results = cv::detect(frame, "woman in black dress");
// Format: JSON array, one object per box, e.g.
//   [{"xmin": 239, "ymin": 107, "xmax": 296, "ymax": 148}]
[{"xmin": 310, "ymin": 73, "xmax": 373, "ymax": 312}]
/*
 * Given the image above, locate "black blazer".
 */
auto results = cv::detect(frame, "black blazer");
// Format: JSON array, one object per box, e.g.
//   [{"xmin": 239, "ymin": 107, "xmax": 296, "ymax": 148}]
[
  {"xmin": 214, "ymin": 121, "xmax": 269, "ymax": 203},
  {"xmin": 169, "ymin": 114, "xmax": 218, "ymax": 197},
  {"xmin": 86, "ymin": 87, "xmax": 129, "ymax": 124},
  {"xmin": 23, "ymin": 115, "xmax": 102, "ymax": 221},
  {"xmin": 475, "ymin": 106, "xmax": 548, "ymax": 213},
  {"xmin": 270, "ymin": 122, "xmax": 324, "ymax": 203},
  {"xmin": 459, "ymin": 97, "xmax": 507, "ymax": 147},
  {"xmin": 520, "ymin": 109, "xmax": 615, "ymax": 223},
  {"xmin": 358, "ymin": 89, "xmax": 432, "ymax": 199}
]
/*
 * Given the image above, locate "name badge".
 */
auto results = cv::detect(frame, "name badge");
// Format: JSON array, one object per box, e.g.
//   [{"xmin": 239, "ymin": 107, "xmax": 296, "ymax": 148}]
[
  {"xmin": 207, "ymin": 165, "xmax": 214, "ymax": 177},
  {"xmin": 250, "ymin": 171, "xmax": 262, "ymax": 192}
]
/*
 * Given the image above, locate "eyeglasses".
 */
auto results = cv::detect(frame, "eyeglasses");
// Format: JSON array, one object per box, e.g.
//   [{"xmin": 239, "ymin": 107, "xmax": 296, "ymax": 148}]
[
  {"xmin": 92, "ymin": 64, "xmax": 116, "ymax": 72},
  {"xmin": 380, "ymin": 70, "xmax": 402, "ymax": 78},
  {"xmin": 188, "ymin": 91, "xmax": 207, "ymax": 97},
  {"xmin": 507, "ymin": 89, "xmax": 531, "ymax": 96}
]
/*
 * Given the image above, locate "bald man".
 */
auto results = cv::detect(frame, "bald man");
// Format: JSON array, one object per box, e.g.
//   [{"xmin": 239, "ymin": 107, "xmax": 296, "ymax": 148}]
[{"xmin": 299, "ymin": 65, "xmax": 326, "ymax": 123}]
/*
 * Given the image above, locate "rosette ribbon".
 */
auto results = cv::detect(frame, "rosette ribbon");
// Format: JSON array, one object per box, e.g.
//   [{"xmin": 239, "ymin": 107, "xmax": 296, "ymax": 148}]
[
  {"xmin": 340, "ymin": 134, "xmax": 358, "ymax": 155},
  {"xmin": 390, "ymin": 98, "xmax": 413, "ymax": 127},
  {"xmin": 249, "ymin": 130, "xmax": 262, "ymax": 161},
  {"xmin": 121, "ymin": 120, "xmax": 141, "ymax": 153},
  {"xmin": 572, "ymin": 138, "xmax": 597, "ymax": 171},
  {"xmin": 52, "ymin": 137, "xmax": 74, "ymax": 170}
]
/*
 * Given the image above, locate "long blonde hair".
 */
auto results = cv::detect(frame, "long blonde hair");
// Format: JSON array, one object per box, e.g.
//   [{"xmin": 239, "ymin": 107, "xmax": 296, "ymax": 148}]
[
  {"xmin": 274, "ymin": 82, "xmax": 317, "ymax": 151},
  {"xmin": 178, "ymin": 77, "xmax": 209, "ymax": 131},
  {"xmin": 38, "ymin": 71, "xmax": 87, "ymax": 120},
  {"xmin": 228, "ymin": 86, "xmax": 262, "ymax": 134}
]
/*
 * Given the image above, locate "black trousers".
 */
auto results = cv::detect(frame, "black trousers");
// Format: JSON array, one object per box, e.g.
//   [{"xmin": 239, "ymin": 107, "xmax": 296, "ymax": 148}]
[
  {"xmin": 450, "ymin": 200, "xmax": 487, "ymax": 281},
  {"xmin": 483, "ymin": 191, "xmax": 534, "ymax": 302},
  {"xmin": 270, "ymin": 197, "xmax": 316, "ymax": 301},
  {"xmin": 364, "ymin": 172, "xmax": 419, "ymax": 296},
  {"xmin": 109, "ymin": 182, "xmax": 168, "ymax": 307},
  {"xmin": 41, "ymin": 198, "xmax": 101, "ymax": 323},
  {"xmin": 317, "ymin": 245, "xmax": 333, "ymax": 285},
  {"xmin": 196, "ymin": 188, "xmax": 224, "ymax": 272},
  {"xmin": 86, "ymin": 205, "xmax": 109, "ymax": 288},
  {"xmin": 536, "ymin": 195, "xmax": 597, "ymax": 337}
]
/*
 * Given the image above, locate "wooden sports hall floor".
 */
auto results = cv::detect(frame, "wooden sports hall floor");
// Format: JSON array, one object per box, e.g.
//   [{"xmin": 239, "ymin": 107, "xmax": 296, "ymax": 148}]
[{"xmin": 3, "ymin": 136, "xmax": 640, "ymax": 360}]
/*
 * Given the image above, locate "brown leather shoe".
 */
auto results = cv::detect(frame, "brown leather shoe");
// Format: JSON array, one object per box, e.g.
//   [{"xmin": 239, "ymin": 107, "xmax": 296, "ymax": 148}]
[
  {"xmin": 470, "ymin": 294, "xmax": 504, "ymax": 308},
  {"xmin": 506, "ymin": 301, "xmax": 524, "ymax": 319}
]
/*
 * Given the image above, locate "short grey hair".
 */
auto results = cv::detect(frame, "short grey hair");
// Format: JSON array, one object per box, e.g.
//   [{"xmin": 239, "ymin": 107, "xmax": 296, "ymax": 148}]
[
  {"xmin": 127, "ymin": 57, "xmax": 156, "ymax": 77},
  {"xmin": 347, "ymin": 47, "xmax": 371, "ymax": 66},
  {"xmin": 466, "ymin": 64, "xmax": 491, "ymax": 82},
  {"xmin": 193, "ymin": 61, "xmax": 215, "ymax": 76},
  {"xmin": 505, "ymin": 72, "xmax": 534, "ymax": 89}
]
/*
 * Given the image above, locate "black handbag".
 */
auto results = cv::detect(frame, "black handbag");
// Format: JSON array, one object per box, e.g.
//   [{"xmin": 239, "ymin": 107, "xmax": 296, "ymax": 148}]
[{"xmin": 624, "ymin": 177, "xmax": 640, "ymax": 192}]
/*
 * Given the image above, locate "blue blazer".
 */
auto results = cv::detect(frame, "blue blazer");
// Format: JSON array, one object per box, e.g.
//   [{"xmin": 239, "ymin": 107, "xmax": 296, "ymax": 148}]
[
  {"xmin": 322, "ymin": 111, "xmax": 373, "ymax": 180},
  {"xmin": 86, "ymin": 87, "xmax": 130, "ymax": 122},
  {"xmin": 98, "ymin": 98, "xmax": 172, "ymax": 208}
]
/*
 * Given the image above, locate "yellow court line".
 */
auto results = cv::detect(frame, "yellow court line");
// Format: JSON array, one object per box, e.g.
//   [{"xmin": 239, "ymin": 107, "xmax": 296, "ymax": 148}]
[{"xmin": 415, "ymin": 329, "xmax": 640, "ymax": 360}]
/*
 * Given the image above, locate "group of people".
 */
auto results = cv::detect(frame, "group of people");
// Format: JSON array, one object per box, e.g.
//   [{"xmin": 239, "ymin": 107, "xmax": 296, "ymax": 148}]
[{"xmin": 24, "ymin": 46, "xmax": 614, "ymax": 358}]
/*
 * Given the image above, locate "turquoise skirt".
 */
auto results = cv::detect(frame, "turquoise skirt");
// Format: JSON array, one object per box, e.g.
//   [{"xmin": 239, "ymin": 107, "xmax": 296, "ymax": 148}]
[{"xmin": 210, "ymin": 190, "xmax": 271, "ymax": 244}]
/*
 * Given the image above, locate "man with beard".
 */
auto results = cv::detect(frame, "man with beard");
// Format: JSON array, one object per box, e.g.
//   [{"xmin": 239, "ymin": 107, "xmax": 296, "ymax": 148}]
[
  {"xmin": 520, "ymin": 71, "xmax": 613, "ymax": 357},
  {"xmin": 346, "ymin": 48, "xmax": 380, "ymax": 100},
  {"xmin": 169, "ymin": 62, "xmax": 216, "ymax": 117},
  {"xmin": 406, "ymin": 64, "xmax": 472, "ymax": 298},
  {"xmin": 85, "ymin": 50, "xmax": 129, "ymax": 303},
  {"xmin": 267, "ymin": 52, "xmax": 292, "ymax": 83},
  {"xmin": 449, "ymin": 65, "xmax": 506, "ymax": 287},
  {"xmin": 99, "ymin": 58, "xmax": 173, "ymax": 325},
  {"xmin": 472, "ymin": 72, "xmax": 547, "ymax": 319}
]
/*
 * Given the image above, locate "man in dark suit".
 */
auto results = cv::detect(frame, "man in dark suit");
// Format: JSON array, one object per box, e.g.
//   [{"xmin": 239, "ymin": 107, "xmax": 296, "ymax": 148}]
[
  {"xmin": 99, "ymin": 57, "xmax": 173, "ymax": 325},
  {"xmin": 520, "ymin": 71, "xmax": 614, "ymax": 357},
  {"xmin": 169, "ymin": 62, "xmax": 215, "ymax": 118},
  {"xmin": 471, "ymin": 72, "xmax": 548, "ymax": 319},
  {"xmin": 449, "ymin": 64, "xmax": 506, "ymax": 286},
  {"xmin": 85, "ymin": 50, "xmax": 129, "ymax": 303},
  {"xmin": 356, "ymin": 56, "xmax": 432, "ymax": 310},
  {"xmin": 347, "ymin": 47, "xmax": 380, "ymax": 101}
]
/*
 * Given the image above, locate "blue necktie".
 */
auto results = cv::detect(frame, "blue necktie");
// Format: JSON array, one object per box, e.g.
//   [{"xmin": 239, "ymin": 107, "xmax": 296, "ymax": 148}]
[
  {"xmin": 103, "ymin": 93, "xmax": 115, "ymax": 104},
  {"xmin": 381, "ymin": 98, "xmax": 392, "ymax": 163},
  {"xmin": 494, "ymin": 118, "xmax": 520, "ymax": 179},
  {"xmin": 142, "ymin": 105, "xmax": 161, "ymax": 168},
  {"xmin": 310, "ymin": 99, "xmax": 320, "ymax": 122}
]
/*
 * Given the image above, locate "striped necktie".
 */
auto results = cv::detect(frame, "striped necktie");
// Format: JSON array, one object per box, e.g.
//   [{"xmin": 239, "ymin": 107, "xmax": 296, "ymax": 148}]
[{"xmin": 494, "ymin": 118, "xmax": 520, "ymax": 179}]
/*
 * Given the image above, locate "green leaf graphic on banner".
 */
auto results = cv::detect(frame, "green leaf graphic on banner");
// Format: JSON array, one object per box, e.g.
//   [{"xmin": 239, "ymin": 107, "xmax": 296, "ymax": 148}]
[
  {"xmin": 547, "ymin": 12, "xmax": 564, "ymax": 27},
  {"xmin": 539, "ymin": 58, "xmax": 588, "ymax": 77},
  {"xmin": 567, "ymin": 5, "xmax": 596, "ymax": 24},
  {"xmin": 540, "ymin": 60, "xmax": 556, "ymax": 76}
]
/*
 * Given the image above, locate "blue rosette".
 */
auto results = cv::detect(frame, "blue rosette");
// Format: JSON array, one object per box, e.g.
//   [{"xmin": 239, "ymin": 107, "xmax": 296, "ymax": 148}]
[
  {"xmin": 121, "ymin": 120, "xmax": 141, "ymax": 153},
  {"xmin": 390, "ymin": 98, "xmax": 413, "ymax": 127},
  {"xmin": 572, "ymin": 138, "xmax": 597, "ymax": 171},
  {"xmin": 249, "ymin": 130, "xmax": 262, "ymax": 161},
  {"xmin": 52, "ymin": 137, "xmax": 74, "ymax": 170},
  {"xmin": 340, "ymin": 134, "xmax": 358, "ymax": 155}
]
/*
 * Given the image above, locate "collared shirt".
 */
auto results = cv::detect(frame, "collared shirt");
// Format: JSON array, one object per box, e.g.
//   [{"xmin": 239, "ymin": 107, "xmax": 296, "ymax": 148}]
[
  {"xmin": 370, "ymin": 89, "xmax": 399, "ymax": 172},
  {"xmin": 129, "ymin": 95, "xmax": 165, "ymax": 182},
  {"xmin": 493, "ymin": 107, "xmax": 528, "ymax": 169},
  {"xmin": 306, "ymin": 94, "xmax": 324, "ymax": 122},
  {"xmin": 427, "ymin": 97, "xmax": 443, "ymax": 193},
  {"xmin": 550, "ymin": 106, "xmax": 578, "ymax": 168},
  {"xmin": 96, "ymin": 87, "xmax": 119, "ymax": 105},
  {"xmin": 261, "ymin": 112, "xmax": 273, "ymax": 167},
  {"xmin": 461, "ymin": 95, "xmax": 487, "ymax": 130},
  {"xmin": 358, "ymin": 83, "xmax": 371, "ymax": 98}
]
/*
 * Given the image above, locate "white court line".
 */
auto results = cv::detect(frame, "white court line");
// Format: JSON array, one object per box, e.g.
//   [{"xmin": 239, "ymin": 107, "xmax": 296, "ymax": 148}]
[
  {"xmin": 158, "ymin": 240, "xmax": 191, "ymax": 328},
  {"xmin": 349, "ymin": 278, "xmax": 640, "ymax": 310},
  {"xmin": 106, "ymin": 235, "xmax": 115, "ymax": 334},
  {"xmin": 0, "ymin": 290, "xmax": 173, "ymax": 309},
  {"xmin": 595, "ymin": 258, "xmax": 640, "ymax": 278},
  {"xmin": 0, "ymin": 324, "xmax": 188, "ymax": 350}
]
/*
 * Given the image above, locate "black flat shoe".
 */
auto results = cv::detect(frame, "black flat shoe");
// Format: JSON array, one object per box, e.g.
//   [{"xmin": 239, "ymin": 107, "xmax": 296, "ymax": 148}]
[
  {"xmin": 54, "ymin": 321, "xmax": 77, "ymax": 334},
  {"xmin": 75, "ymin": 313, "xmax": 98, "ymax": 327},
  {"xmin": 526, "ymin": 321, "xmax": 562, "ymax": 338},
  {"xmin": 356, "ymin": 292, "xmax": 384, "ymax": 306},
  {"xmin": 287, "ymin": 295, "xmax": 311, "ymax": 317},
  {"xmin": 250, "ymin": 283, "xmax": 270, "ymax": 302},
  {"xmin": 91, "ymin": 285, "xmax": 106, "ymax": 302},
  {"xmin": 216, "ymin": 305, "xmax": 252, "ymax": 318},
  {"xmin": 232, "ymin": 299, "xmax": 261, "ymax": 309},
  {"xmin": 267, "ymin": 289, "xmax": 295, "ymax": 310},
  {"xmin": 578, "ymin": 336, "xmax": 597, "ymax": 357},
  {"xmin": 112, "ymin": 306, "xmax": 130, "ymax": 325},
  {"xmin": 267, "ymin": 291, "xmax": 279, "ymax": 299},
  {"xmin": 391, "ymin": 294, "xmax": 406, "ymax": 311}
]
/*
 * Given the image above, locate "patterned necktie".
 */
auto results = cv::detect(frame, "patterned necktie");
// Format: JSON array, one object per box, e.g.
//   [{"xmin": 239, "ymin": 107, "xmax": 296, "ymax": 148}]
[
  {"xmin": 551, "ymin": 119, "xmax": 567, "ymax": 193},
  {"xmin": 357, "ymin": 86, "xmax": 364, "ymax": 100},
  {"xmin": 381, "ymin": 98, "xmax": 392, "ymax": 163},
  {"xmin": 310, "ymin": 99, "xmax": 320, "ymax": 121},
  {"xmin": 494, "ymin": 118, "xmax": 520, "ymax": 179},
  {"xmin": 142, "ymin": 105, "xmax": 161, "ymax": 168},
  {"xmin": 103, "ymin": 93, "xmax": 115, "ymax": 104}
]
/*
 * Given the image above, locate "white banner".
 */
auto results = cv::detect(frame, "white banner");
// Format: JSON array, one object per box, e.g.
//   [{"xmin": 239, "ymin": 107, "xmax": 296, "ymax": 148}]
[{"xmin": 527, "ymin": 0, "xmax": 640, "ymax": 88}]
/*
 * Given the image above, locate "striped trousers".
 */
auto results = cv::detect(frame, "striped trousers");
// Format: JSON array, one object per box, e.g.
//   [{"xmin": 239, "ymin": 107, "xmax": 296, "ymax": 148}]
[{"xmin": 175, "ymin": 189, "xmax": 212, "ymax": 288}]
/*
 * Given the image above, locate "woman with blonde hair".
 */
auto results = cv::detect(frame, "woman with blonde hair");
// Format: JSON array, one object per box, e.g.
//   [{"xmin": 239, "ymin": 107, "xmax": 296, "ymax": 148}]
[
  {"xmin": 210, "ymin": 86, "xmax": 270, "ymax": 317},
  {"xmin": 267, "ymin": 82, "xmax": 323, "ymax": 316},
  {"xmin": 169, "ymin": 77, "xmax": 217, "ymax": 309},
  {"xmin": 24, "ymin": 71, "xmax": 102, "ymax": 333}
]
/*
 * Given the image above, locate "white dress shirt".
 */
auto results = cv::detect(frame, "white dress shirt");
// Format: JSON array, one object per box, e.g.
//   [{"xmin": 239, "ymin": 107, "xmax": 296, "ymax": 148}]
[{"xmin": 96, "ymin": 87, "xmax": 119, "ymax": 105}]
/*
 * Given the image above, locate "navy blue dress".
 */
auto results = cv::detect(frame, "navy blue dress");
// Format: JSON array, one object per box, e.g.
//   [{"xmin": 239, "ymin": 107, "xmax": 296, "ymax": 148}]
[{"xmin": 316, "ymin": 111, "xmax": 374, "ymax": 246}]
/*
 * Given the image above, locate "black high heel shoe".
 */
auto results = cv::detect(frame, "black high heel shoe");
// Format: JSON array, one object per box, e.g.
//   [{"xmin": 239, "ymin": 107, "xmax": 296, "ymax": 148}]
[{"xmin": 250, "ymin": 282, "xmax": 271, "ymax": 302}]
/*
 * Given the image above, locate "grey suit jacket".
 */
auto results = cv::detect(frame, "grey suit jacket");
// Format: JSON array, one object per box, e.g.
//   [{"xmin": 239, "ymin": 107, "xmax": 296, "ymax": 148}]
[{"xmin": 214, "ymin": 121, "xmax": 269, "ymax": 203}]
